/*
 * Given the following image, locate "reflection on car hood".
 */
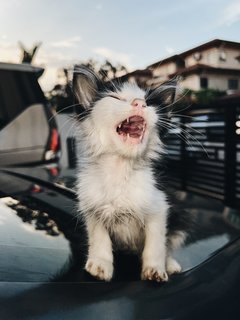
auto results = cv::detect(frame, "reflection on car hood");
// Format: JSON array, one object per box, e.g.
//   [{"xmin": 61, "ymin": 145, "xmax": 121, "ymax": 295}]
[
  {"xmin": 0, "ymin": 165, "xmax": 240, "ymax": 283},
  {"xmin": 0, "ymin": 167, "xmax": 87, "ymax": 282},
  {"xmin": 0, "ymin": 196, "xmax": 70, "ymax": 282}
]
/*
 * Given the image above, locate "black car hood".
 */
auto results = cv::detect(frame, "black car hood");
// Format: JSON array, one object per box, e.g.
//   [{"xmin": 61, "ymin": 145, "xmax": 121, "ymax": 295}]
[
  {"xmin": 0, "ymin": 167, "xmax": 83, "ymax": 283},
  {"xmin": 0, "ymin": 166, "xmax": 240, "ymax": 319}
]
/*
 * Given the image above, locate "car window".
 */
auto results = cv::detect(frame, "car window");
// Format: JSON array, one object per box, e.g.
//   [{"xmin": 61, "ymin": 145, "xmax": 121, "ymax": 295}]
[{"xmin": 0, "ymin": 70, "xmax": 45, "ymax": 129}]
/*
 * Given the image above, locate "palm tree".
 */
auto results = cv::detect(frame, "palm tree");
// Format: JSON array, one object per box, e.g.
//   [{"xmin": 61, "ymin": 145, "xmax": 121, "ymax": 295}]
[{"xmin": 18, "ymin": 42, "xmax": 42, "ymax": 64}]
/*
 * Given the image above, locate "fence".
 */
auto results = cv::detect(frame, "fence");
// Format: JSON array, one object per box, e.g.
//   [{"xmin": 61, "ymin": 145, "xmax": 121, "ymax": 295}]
[{"xmin": 164, "ymin": 95, "xmax": 240, "ymax": 209}]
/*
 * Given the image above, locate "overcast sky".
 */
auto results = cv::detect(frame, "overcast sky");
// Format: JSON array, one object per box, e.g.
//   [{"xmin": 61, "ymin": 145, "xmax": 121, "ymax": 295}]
[{"xmin": 0, "ymin": 0, "xmax": 239, "ymax": 91}]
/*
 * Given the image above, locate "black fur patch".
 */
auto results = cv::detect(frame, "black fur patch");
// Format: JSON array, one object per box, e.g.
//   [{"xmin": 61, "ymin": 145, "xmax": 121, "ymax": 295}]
[{"xmin": 151, "ymin": 159, "xmax": 195, "ymax": 241}]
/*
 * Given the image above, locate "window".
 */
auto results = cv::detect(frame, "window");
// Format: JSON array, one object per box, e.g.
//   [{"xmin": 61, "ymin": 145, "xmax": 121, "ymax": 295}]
[
  {"xmin": 176, "ymin": 58, "xmax": 185, "ymax": 69},
  {"xmin": 219, "ymin": 51, "xmax": 226, "ymax": 62},
  {"xmin": 200, "ymin": 77, "xmax": 208, "ymax": 89},
  {"xmin": 193, "ymin": 52, "xmax": 202, "ymax": 61},
  {"xmin": 0, "ymin": 69, "xmax": 45, "ymax": 129},
  {"xmin": 235, "ymin": 55, "xmax": 240, "ymax": 63},
  {"xmin": 228, "ymin": 79, "xmax": 239, "ymax": 90}
]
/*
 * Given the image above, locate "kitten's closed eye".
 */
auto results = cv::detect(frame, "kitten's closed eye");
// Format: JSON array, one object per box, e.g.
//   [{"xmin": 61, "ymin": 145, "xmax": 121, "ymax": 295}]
[
  {"xmin": 109, "ymin": 94, "xmax": 121, "ymax": 100},
  {"xmin": 108, "ymin": 94, "xmax": 126, "ymax": 102}
]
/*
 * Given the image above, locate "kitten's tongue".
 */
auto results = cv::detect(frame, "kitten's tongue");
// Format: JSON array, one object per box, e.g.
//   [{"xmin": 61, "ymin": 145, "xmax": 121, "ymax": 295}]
[
  {"xmin": 120, "ymin": 116, "xmax": 144, "ymax": 138},
  {"xmin": 116, "ymin": 115, "xmax": 146, "ymax": 143}
]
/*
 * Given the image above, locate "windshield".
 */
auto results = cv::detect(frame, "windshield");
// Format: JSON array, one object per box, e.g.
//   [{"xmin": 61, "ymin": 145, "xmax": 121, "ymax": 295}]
[{"xmin": 0, "ymin": 69, "xmax": 45, "ymax": 129}]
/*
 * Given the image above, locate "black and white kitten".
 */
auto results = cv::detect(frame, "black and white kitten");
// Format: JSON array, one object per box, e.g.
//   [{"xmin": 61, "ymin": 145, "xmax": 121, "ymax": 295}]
[{"xmin": 73, "ymin": 66, "xmax": 189, "ymax": 282}]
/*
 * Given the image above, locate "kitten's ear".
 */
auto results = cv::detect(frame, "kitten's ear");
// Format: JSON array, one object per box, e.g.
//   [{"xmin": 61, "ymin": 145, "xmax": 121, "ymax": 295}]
[
  {"xmin": 72, "ymin": 65, "xmax": 101, "ymax": 108},
  {"xmin": 145, "ymin": 78, "xmax": 179, "ymax": 109}
]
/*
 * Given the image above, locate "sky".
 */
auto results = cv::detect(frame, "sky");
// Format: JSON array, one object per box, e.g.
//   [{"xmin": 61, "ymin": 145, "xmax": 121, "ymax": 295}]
[{"xmin": 0, "ymin": 0, "xmax": 239, "ymax": 91}]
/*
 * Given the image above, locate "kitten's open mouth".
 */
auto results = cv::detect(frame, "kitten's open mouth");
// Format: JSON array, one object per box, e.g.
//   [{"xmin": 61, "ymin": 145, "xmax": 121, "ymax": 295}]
[{"xmin": 116, "ymin": 115, "xmax": 146, "ymax": 144}]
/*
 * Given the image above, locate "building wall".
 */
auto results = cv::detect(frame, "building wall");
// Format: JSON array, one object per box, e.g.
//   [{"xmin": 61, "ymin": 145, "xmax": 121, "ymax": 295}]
[
  {"xmin": 185, "ymin": 48, "xmax": 217, "ymax": 68},
  {"xmin": 207, "ymin": 74, "xmax": 229, "ymax": 91},
  {"xmin": 147, "ymin": 42, "xmax": 240, "ymax": 91},
  {"xmin": 220, "ymin": 48, "xmax": 240, "ymax": 69},
  {"xmin": 181, "ymin": 73, "xmax": 240, "ymax": 91},
  {"xmin": 181, "ymin": 75, "xmax": 200, "ymax": 90},
  {"xmin": 185, "ymin": 47, "xmax": 240, "ymax": 70},
  {"xmin": 152, "ymin": 62, "xmax": 177, "ymax": 79},
  {"xmin": 204, "ymin": 73, "xmax": 239, "ymax": 91}
]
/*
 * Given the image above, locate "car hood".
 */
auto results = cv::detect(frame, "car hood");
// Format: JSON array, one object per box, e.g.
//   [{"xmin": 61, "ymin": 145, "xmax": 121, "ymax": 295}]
[
  {"xmin": 0, "ymin": 165, "xmax": 240, "ymax": 319},
  {"xmin": 0, "ymin": 165, "xmax": 240, "ymax": 279}
]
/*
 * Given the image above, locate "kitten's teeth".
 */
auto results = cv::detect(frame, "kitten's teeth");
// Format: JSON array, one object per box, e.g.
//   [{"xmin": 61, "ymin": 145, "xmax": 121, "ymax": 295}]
[
  {"xmin": 127, "ymin": 133, "xmax": 130, "ymax": 139},
  {"xmin": 127, "ymin": 118, "xmax": 129, "ymax": 123},
  {"xmin": 118, "ymin": 124, "xmax": 121, "ymax": 129}
]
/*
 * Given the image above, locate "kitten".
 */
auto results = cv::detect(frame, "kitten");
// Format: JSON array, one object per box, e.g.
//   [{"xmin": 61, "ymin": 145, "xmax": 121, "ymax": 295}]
[{"xmin": 73, "ymin": 66, "xmax": 190, "ymax": 282}]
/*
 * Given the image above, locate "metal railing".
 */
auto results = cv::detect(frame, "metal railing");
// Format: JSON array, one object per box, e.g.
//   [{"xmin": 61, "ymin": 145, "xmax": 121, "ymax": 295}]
[{"xmin": 164, "ymin": 95, "xmax": 240, "ymax": 209}]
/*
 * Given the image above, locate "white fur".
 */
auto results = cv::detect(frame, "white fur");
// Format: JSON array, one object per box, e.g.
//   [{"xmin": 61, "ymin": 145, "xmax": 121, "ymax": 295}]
[
  {"xmin": 76, "ymin": 82, "xmax": 176, "ymax": 281},
  {"xmin": 166, "ymin": 256, "xmax": 182, "ymax": 275}
]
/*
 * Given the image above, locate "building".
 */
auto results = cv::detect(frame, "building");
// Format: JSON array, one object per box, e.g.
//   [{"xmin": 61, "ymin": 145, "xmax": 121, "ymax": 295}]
[{"xmin": 147, "ymin": 39, "xmax": 240, "ymax": 93}]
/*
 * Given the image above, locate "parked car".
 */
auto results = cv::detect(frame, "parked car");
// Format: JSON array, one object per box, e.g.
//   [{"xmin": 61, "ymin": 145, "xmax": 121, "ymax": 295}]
[
  {"xmin": 0, "ymin": 164, "xmax": 240, "ymax": 319},
  {"xmin": 0, "ymin": 62, "xmax": 60, "ymax": 166}
]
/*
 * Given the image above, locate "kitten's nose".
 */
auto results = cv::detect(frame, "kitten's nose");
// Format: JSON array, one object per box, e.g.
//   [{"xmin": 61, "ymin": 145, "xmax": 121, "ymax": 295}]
[{"xmin": 131, "ymin": 98, "xmax": 146, "ymax": 108}]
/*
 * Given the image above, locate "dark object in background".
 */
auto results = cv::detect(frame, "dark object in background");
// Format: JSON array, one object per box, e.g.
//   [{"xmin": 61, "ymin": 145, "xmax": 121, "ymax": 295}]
[
  {"xmin": 0, "ymin": 62, "xmax": 60, "ymax": 166},
  {"xmin": 67, "ymin": 137, "xmax": 77, "ymax": 168}
]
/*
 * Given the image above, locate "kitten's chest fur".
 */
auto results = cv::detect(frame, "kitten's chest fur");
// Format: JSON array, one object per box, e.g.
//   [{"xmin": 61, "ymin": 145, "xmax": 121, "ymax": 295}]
[{"xmin": 77, "ymin": 155, "xmax": 164, "ymax": 250}]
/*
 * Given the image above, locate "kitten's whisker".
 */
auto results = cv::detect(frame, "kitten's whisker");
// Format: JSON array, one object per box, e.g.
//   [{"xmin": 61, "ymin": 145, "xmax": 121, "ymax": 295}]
[
  {"xmin": 170, "ymin": 113, "xmax": 193, "ymax": 119},
  {"xmin": 65, "ymin": 118, "xmax": 78, "ymax": 140},
  {"xmin": 158, "ymin": 118, "xmax": 209, "ymax": 156},
  {"xmin": 153, "ymin": 88, "xmax": 191, "ymax": 113},
  {"xmin": 180, "ymin": 122, "xmax": 206, "ymax": 137},
  {"xmin": 57, "ymin": 117, "xmax": 74, "ymax": 134}
]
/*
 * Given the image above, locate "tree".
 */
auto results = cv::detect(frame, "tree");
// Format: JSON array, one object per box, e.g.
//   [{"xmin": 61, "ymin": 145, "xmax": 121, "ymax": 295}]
[
  {"xmin": 182, "ymin": 88, "xmax": 226, "ymax": 105},
  {"xmin": 74, "ymin": 59, "xmax": 128, "ymax": 81},
  {"xmin": 18, "ymin": 42, "xmax": 41, "ymax": 64},
  {"xmin": 48, "ymin": 59, "xmax": 128, "ymax": 113}
]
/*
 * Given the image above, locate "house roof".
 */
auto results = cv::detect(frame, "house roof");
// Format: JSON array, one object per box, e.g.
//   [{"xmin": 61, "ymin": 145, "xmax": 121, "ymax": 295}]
[
  {"xmin": 148, "ymin": 39, "xmax": 240, "ymax": 69},
  {"xmin": 169, "ymin": 63, "xmax": 240, "ymax": 78}
]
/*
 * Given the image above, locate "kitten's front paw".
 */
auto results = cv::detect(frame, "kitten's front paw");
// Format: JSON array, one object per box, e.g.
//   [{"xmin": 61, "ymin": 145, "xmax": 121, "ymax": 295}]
[
  {"xmin": 141, "ymin": 265, "xmax": 168, "ymax": 282},
  {"xmin": 166, "ymin": 256, "xmax": 182, "ymax": 275},
  {"xmin": 85, "ymin": 257, "xmax": 113, "ymax": 281}
]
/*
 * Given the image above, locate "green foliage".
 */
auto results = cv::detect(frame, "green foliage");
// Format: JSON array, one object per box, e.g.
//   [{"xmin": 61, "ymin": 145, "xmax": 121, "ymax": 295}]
[{"xmin": 182, "ymin": 88, "xmax": 226, "ymax": 104}]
